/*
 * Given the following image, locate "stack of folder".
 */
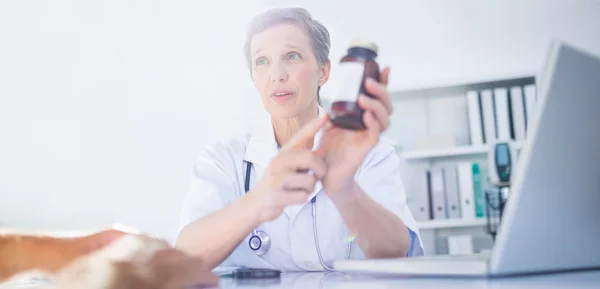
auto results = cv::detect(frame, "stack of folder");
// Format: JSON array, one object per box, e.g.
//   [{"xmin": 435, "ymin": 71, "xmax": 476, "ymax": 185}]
[{"xmin": 466, "ymin": 84, "xmax": 537, "ymax": 145}]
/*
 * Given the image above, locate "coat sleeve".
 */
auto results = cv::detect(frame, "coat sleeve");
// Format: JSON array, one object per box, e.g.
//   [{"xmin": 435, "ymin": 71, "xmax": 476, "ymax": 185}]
[
  {"xmin": 350, "ymin": 141, "xmax": 425, "ymax": 258},
  {"xmin": 177, "ymin": 142, "xmax": 239, "ymax": 239}
]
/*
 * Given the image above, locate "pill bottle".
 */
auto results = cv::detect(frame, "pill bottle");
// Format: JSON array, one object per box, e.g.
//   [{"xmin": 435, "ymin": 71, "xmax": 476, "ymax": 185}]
[{"xmin": 329, "ymin": 39, "xmax": 380, "ymax": 130}]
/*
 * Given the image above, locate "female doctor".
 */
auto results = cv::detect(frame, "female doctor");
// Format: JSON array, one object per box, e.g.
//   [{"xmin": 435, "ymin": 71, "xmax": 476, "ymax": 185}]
[{"xmin": 176, "ymin": 7, "xmax": 423, "ymax": 271}]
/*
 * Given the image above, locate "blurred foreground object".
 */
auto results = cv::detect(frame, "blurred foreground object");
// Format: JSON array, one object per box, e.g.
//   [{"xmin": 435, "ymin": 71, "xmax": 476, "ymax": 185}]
[
  {"xmin": 0, "ymin": 226, "xmax": 131, "ymax": 282},
  {"xmin": 51, "ymin": 234, "xmax": 218, "ymax": 289},
  {"xmin": 0, "ymin": 226, "xmax": 218, "ymax": 289}
]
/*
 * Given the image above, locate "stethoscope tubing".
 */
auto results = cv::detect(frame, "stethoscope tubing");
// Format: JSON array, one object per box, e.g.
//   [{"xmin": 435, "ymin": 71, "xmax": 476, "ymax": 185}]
[{"xmin": 244, "ymin": 161, "xmax": 351, "ymax": 271}]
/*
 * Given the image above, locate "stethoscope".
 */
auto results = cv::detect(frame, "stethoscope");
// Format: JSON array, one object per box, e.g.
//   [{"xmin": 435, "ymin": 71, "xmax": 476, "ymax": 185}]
[{"xmin": 244, "ymin": 161, "xmax": 352, "ymax": 271}]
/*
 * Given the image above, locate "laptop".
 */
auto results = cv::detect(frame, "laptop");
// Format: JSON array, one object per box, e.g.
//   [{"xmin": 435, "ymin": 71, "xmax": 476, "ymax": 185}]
[{"xmin": 333, "ymin": 40, "xmax": 600, "ymax": 277}]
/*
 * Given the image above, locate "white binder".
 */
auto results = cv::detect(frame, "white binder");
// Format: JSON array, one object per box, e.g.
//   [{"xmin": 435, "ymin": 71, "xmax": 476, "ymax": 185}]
[
  {"xmin": 430, "ymin": 167, "xmax": 447, "ymax": 220},
  {"xmin": 406, "ymin": 163, "xmax": 431, "ymax": 222},
  {"xmin": 444, "ymin": 165, "xmax": 461, "ymax": 219},
  {"xmin": 480, "ymin": 89, "xmax": 497, "ymax": 144},
  {"xmin": 510, "ymin": 86, "xmax": 527, "ymax": 141},
  {"xmin": 457, "ymin": 162, "xmax": 476, "ymax": 220},
  {"xmin": 493, "ymin": 88, "xmax": 511, "ymax": 141},
  {"xmin": 524, "ymin": 84, "xmax": 537, "ymax": 132},
  {"xmin": 466, "ymin": 90, "xmax": 483, "ymax": 146}
]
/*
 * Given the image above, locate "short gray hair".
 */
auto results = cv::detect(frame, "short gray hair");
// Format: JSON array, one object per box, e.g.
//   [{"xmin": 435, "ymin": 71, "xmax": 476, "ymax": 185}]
[{"xmin": 243, "ymin": 7, "xmax": 331, "ymax": 103}]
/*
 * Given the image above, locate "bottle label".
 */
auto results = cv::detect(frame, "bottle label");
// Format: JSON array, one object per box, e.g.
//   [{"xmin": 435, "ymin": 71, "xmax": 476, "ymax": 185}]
[{"xmin": 330, "ymin": 62, "xmax": 364, "ymax": 103}]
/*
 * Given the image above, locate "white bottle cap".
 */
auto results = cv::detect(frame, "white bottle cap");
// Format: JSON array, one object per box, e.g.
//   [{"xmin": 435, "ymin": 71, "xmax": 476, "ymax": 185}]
[{"xmin": 349, "ymin": 38, "xmax": 379, "ymax": 54}]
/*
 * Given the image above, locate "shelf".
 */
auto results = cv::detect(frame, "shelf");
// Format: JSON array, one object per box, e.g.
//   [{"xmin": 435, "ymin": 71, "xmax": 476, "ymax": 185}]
[
  {"xmin": 400, "ymin": 142, "xmax": 523, "ymax": 160},
  {"xmin": 390, "ymin": 74, "xmax": 536, "ymax": 99},
  {"xmin": 402, "ymin": 145, "xmax": 488, "ymax": 160},
  {"xmin": 417, "ymin": 218, "xmax": 488, "ymax": 230}
]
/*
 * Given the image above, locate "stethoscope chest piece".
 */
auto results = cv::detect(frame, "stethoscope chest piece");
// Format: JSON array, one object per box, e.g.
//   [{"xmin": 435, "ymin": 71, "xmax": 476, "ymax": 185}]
[{"xmin": 249, "ymin": 230, "xmax": 271, "ymax": 256}]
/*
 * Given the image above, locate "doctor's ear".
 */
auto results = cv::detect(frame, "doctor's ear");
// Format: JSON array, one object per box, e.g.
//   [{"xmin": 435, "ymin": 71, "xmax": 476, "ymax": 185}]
[{"xmin": 318, "ymin": 61, "xmax": 331, "ymax": 86}]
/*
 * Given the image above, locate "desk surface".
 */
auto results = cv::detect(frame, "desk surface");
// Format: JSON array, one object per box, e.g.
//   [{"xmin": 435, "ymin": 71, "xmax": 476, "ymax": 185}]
[
  {"xmin": 3, "ymin": 270, "xmax": 599, "ymax": 289},
  {"xmin": 218, "ymin": 270, "xmax": 600, "ymax": 289}
]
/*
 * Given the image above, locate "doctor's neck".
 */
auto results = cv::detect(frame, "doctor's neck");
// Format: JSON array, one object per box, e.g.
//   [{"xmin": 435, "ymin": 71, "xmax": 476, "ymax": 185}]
[{"xmin": 271, "ymin": 101, "xmax": 319, "ymax": 149}]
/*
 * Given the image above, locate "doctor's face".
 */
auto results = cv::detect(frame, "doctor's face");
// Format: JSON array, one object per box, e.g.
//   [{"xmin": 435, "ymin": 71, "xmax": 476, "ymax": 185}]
[{"xmin": 250, "ymin": 23, "xmax": 329, "ymax": 119}]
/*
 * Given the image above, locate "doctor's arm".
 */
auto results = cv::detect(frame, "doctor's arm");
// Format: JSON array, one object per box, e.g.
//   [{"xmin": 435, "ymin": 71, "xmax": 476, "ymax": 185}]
[
  {"xmin": 318, "ymin": 68, "xmax": 421, "ymax": 259},
  {"xmin": 328, "ymin": 153, "xmax": 413, "ymax": 259},
  {"xmin": 176, "ymin": 187, "xmax": 265, "ymax": 270}
]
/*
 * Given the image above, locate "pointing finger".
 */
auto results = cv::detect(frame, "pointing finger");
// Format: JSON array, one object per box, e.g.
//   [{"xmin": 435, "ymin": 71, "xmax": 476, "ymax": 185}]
[{"xmin": 280, "ymin": 113, "xmax": 329, "ymax": 153}]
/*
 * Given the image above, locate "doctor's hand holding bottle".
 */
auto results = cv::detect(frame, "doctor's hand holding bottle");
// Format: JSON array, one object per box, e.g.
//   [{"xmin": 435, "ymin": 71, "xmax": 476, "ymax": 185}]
[{"xmin": 317, "ymin": 68, "xmax": 393, "ymax": 199}]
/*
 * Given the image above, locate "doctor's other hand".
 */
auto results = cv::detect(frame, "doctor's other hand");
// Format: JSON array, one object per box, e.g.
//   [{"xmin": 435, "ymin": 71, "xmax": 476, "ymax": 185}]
[
  {"xmin": 317, "ymin": 67, "xmax": 393, "ymax": 196},
  {"xmin": 248, "ymin": 114, "xmax": 329, "ymax": 223}
]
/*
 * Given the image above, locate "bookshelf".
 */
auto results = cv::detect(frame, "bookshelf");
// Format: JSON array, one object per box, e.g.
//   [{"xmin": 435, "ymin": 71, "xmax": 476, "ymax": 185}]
[{"xmin": 387, "ymin": 74, "xmax": 536, "ymax": 256}]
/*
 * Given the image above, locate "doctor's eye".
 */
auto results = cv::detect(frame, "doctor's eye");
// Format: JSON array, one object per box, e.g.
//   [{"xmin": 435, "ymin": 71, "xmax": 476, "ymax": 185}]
[
  {"xmin": 255, "ymin": 57, "xmax": 268, "ymax": 66},
  {"xmin": 286, "ymin": 52, "xmax": 302, "ymax": 61}
]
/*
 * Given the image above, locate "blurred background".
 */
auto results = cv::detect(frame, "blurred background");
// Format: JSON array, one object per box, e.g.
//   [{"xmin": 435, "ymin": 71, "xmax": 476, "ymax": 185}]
[{"xmin": 0, "ymin": 0, "xmax": 599, "ymax": 251}]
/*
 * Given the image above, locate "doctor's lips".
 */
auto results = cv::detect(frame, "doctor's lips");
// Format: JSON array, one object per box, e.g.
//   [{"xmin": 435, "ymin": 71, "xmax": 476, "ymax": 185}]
[{"xmin": 271, "ymin": 89, "xmax": 295, "ymax": 102}]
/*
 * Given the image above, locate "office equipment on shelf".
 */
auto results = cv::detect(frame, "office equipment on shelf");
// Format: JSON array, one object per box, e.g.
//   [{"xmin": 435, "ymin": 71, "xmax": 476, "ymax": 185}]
[
  {"xmin": 485, "ymin": 141, "xmax": 519, "ymax": 240},
  {"xmin": 335, "ymin": 40, "xmax": 600, "ymax": 277},
  {"xmin": 488, "ymin": 141, "xmax": 518, "ymax": 187}
]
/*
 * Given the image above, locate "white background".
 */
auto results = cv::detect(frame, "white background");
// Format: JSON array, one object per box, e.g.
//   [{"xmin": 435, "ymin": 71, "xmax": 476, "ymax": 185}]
[{"xmin": 1, "ymin": 0, "xmax": 599, "ymax": 244}]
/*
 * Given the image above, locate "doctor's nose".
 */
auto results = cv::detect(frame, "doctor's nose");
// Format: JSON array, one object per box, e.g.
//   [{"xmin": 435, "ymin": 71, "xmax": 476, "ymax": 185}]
[{"xmin": 269, "ymin": 62, "xmax": 288, "ymax": 83}]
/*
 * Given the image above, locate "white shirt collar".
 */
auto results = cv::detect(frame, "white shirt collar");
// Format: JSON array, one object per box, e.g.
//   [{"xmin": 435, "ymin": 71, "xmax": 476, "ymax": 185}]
[{"xmin": 244, "ymin": 106, "xmax": 325, "ymax": 168}]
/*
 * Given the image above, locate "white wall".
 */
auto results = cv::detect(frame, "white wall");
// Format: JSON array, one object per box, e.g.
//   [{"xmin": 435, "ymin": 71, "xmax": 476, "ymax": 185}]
[
  {"xmin": 0, "ymin": 0, "xmax": 269, "ymax": 242},
  {"xmin": 1, "ymin": 0, "xmax": 599, "ymax": 243},
  {"xmin": 266, "ymin": 0, "xmax": 600, "ymax": 94}
]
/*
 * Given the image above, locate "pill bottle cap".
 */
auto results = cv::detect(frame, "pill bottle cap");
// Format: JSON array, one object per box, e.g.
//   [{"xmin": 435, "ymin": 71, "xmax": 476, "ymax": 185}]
[{"xmin": 349, "ymin": 39, "xmax": 379, "ymax": 54}]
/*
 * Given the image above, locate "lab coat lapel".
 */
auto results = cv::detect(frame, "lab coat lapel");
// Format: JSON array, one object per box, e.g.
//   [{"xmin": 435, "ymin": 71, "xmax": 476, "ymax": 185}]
[
  {"xmin": 243, "ymin": 107, "xmax": 326, "ymax": 220},
  {"xmin": 243, "ymin": 116, "xmax": 278, "ymax": 169}
]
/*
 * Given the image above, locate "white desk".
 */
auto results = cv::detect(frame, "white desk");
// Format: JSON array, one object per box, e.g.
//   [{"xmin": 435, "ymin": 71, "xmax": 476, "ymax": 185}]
[
  {"xmin": 218, "ymin": 270, "xmax": 600, "ymax": 289},
  {"xmin": 3, "ymin": 270, "xmax": 599, "ymax": 288}
]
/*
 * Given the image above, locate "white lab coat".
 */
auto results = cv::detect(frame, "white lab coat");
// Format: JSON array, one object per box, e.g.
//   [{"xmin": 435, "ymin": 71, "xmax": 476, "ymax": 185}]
[{"xmin": 178, "ymin": 110, "xmax": 423, "ymax": 271}]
